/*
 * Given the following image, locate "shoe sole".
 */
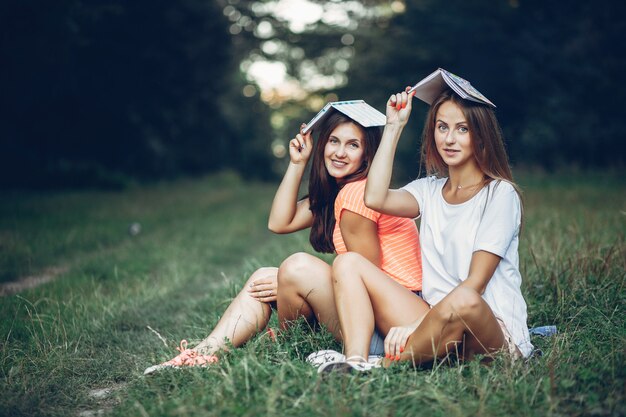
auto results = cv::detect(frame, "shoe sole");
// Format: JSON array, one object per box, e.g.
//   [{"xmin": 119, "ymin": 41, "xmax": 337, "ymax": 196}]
[
  {"xmin": 318, "ymin": 361, "xmax": 355, "ymax": 374},
  {"xmin": 318, "ymin": 360, "xmax": 380, "ymax": 374}
]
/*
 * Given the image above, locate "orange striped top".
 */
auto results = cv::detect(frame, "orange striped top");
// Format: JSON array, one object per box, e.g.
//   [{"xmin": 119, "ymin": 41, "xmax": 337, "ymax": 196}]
[{"xmin": 333, "ymin": 179, "xmax": 423, "ymax": 291}]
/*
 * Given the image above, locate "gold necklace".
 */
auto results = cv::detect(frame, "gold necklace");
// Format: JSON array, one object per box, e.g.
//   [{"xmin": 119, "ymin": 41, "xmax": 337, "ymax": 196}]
[{"xmin": 456, "ymin": 178, "xmax": 484, "ymax": 190}]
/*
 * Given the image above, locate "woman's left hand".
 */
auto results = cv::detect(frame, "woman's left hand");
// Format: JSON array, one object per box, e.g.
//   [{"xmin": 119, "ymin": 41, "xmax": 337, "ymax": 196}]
[
  {"xmin": 384, "ymin": 322, "xmax": 419, "ymax": 360},
  {"xmin": 288, "ymin": 124, "xmax": 313, "ymax": 165},
  {"xmin": 247, "ymin": 273, "xmax": 278, "ymax": 303}
]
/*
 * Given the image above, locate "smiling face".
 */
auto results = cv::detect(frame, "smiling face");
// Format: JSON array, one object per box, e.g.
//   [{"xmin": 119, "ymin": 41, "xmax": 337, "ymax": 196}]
[
  {"xmin": 323, "ymin": 122, "xmax": 365, "ymax": 181},
  {"xmin": 434, "ymin": 100, "xmax": 475, "ymax": 169}
]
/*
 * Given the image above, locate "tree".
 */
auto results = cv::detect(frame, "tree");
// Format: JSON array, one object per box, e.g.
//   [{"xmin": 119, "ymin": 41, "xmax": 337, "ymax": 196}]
[
  {"xmin": 0, "ymin": 0, "xmax": 273, "ymax": 188},
  {"xmin": 339, "ymin": 0, "xmax": 626, "ymax": 174}
]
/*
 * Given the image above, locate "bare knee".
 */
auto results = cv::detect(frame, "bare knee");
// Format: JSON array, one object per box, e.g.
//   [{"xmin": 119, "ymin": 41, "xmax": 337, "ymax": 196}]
[
  {"xmin": 332, "ymin": 252, "xmax": 365, "ymax": 284},
  {"xmin": 438, "ymin": 287, "xmax": 483, "ymax": 323},
  {"xmin": 245, "ymin": 267, "xmax": 278, "ymax": 286},
  {"xmin": 278, "ymin": 252, "xmax": 316, "ymax": 287}
]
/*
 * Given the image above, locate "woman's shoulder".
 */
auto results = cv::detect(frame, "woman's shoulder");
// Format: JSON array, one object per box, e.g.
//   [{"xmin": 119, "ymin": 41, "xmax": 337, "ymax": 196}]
[
  {"xmin": 336, "ymin": 178, "xmax": 380, "ymax": 220},
  {"xmin": 484, "ymin": 179, "xmax": 522, "ymax": 213},
  {"xmin": 420, "ymin": 175, "xmax": 446, "ymax": 185},
  {"xmin": 430, "ymin": 176, "xmax": 447, "ymax": 185},
  {"xmin": 336, "ymin": 178, "xmax": 367, "ymax": 204},
  {"xmin": 339, "ymin": 178, "xmax": 367, "ymax": 195},
  {"xmin": 487, "ymin": 179, "xmax": 518, "ymax": 198},
  {"xmin": 403, "ymin": 175, "xmax": 446, "ymax": 191}
]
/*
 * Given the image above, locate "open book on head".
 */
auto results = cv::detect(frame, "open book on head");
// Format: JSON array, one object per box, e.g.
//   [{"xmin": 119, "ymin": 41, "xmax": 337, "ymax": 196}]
[
  {"xmin": 409, "ymin": 68, "xmax": 496, "ymax": 108},
  {"xmin": 302, "ymin": 100, "xmax": 387, "ymax": 134}
]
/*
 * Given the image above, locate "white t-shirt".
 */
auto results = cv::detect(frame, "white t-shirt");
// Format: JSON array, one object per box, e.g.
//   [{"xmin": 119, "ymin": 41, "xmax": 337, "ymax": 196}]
[{"xmin": 402, "ymin": 176, "xmax": 533, "ymax": 357}]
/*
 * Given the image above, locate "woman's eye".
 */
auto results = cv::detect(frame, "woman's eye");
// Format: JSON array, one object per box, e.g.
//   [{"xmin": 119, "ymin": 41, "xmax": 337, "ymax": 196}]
[
  {"xmin": 329, "ymin": 138, "xmax": 338, "ymax": 144},
  {"xmin": 437, "ymin": 125, "xmax": 448, "ymax": 132},
  {"xmin": 458, "ymin": 126, "xmax": 469, "ymax": 133},
  {"xmin": 349, "ymin": 142, "xmax": 359, "ymax": 149}
]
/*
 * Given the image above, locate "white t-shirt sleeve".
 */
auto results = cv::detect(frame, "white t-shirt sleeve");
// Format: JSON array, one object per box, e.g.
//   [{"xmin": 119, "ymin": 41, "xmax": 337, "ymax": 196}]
[
  {"xmin": 473, "ymin": 181, "xmax": 521, "ymax": 258},
  {"xmin": 400, "ymin": 177, "xmax": 433, "ymax": 215}
]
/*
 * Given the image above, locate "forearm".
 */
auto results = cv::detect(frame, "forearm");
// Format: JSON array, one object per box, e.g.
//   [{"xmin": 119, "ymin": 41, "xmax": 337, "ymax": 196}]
[
  {"xmin": 364, "ymin": 123, "xmax": 404, "ymax": 209},
  {"xmin": 267, "ymin": 162, "xmax": 307, "ymax": 232},
  {"xmin": 458, "ymin": 278, "xmax": 488, "ymax": 295},
  {"xmin": 459, "ymin": 250, "xmax": 501, "ymax": 295}
]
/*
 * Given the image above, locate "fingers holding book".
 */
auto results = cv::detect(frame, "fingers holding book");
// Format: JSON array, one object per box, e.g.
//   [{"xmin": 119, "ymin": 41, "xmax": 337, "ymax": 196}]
[
  {"xmin": 386, "ymin": 86, "xmax": 415, "ymax": 126},
  {"xmin": 288, "ymin": 124, "xmax": 313, "ymax": 164}
]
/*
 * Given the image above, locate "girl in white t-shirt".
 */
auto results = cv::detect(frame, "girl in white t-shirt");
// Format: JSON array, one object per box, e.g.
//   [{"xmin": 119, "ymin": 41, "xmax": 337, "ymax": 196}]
[{"xmin": 323, "ymin": 79, "xmax": 532, "ymax": 371}]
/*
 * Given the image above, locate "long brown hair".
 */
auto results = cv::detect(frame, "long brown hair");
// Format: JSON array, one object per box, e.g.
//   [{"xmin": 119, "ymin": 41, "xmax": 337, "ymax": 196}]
[
  {"xmin": 420, "ymin": 89, "xmax": 524, "ymax": 217},
  {"xmin": 308, "ymin": 112, "xmax": 382, "ymax": 253}
]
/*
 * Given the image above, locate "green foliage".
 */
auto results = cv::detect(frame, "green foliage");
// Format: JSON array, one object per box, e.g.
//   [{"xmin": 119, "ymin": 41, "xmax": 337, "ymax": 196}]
[
  {"xmin": 339, "ymin": 0, "xmax": 626, "ymax": 173},
  {"xmin": 3, "ymin": 0, "xmax": 623, "ymax": 189},
  {"xmin": 0, "ymin": 0, "xmax": 274, "ymax": 188},
  {"xmin": 0, "ymin": 172, "xmax": 624, "ymax": 417}
]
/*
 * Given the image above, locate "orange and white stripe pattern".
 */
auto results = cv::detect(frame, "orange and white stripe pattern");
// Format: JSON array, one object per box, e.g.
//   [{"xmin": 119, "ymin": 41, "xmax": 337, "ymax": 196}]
[{"xmin": 333, "ymin": 179, "xmax": 422, "ymax": 291}]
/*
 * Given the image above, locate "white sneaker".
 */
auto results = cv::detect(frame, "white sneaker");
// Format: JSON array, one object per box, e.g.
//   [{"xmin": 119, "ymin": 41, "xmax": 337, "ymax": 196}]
[
  {"xmin": 306, "ymin": 350, "xmax": 383, "ymax": 368},
  {"xmin": 317, "ymin": 358, "xmax": 381, "ymax": 374},
  {"xmin": 366, "ymin": 355, "xmax": 383, "ymax": 366},
  {"xmin": 306, "ymin": 350, "xmax": 345, "ymax": 367}
]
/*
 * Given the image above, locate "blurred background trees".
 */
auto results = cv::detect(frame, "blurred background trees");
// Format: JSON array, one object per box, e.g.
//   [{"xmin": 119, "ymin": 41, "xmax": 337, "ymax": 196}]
[
  {"xmin": 1, "ymin": 0, "xmax": 624, "ymax": 189},
  {"xmin": 339, "ymin": 0, "xmax": 626, "ymax": 177}
]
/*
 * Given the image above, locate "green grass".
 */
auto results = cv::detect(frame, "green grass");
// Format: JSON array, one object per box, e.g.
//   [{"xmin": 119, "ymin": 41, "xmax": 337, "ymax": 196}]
[{"xmin": 0, "ymin": 170, "xmax": 624, "ymax": 417}]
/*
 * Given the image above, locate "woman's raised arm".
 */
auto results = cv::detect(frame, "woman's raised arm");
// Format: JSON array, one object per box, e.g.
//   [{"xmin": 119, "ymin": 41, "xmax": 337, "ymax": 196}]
[
  {"xmin": 364, "ymin": 89, "xmax": 420, "ymax": 218},
  {"xmin": 268, "ymin": 127, "xmax": 315, "ymax": 233}
]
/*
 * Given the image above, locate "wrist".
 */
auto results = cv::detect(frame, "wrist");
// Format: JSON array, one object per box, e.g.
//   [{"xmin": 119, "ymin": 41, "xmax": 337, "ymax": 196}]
[
  {"xmin": 384, "ymin": 122, "xmax": 405, "ymax": 133},
  {"xmin": 287, "ymin": 161, "xmax": 308, "ymax": 174},
  {"xmin": 382, "ymin": 125, "xmax": 404, "ymax": 144}
]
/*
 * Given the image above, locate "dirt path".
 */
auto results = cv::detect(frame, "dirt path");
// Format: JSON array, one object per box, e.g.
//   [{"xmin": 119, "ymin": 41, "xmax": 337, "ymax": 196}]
[{"xmin": 0, "ymin": 266, "xmax": 68, "ymax": 296}]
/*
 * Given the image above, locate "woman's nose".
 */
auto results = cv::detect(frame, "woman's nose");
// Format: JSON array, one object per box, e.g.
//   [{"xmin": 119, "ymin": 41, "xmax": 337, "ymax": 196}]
[
  {"xmin": 335, "ymin": 145, "xmax": 347, "ymax": 157},
  {"xmin": 444, "ymin": 132, "xmax": 456, "ymax": 144}
]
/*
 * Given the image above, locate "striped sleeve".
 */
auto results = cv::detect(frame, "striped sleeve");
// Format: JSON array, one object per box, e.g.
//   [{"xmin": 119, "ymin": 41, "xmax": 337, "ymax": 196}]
[{"xmin": 335, "ymin": 180, "xmax": 380, "ymax": 223}]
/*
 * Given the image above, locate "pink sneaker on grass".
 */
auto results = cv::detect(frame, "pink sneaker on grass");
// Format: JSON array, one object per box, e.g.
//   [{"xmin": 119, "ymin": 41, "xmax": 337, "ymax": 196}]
[{"xmin": 144, "ymin": 340, "xmax": 218, "ymax": 375}]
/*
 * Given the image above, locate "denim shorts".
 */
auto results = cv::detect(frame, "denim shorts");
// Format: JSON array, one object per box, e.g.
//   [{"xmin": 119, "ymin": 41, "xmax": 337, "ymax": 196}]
[{"xmin": 368, "ymin": 290, "xmax": 422, "ymax": 356}]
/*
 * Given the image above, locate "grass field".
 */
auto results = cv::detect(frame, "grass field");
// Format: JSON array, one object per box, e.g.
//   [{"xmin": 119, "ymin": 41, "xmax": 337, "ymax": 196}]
[{"xmin": 1, "ymin": 171, "xmax": 624, "ymax": 417}]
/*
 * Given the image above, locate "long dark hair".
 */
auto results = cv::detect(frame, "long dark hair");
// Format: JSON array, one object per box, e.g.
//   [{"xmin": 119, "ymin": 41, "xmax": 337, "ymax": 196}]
[{"xmin": 308, "ymin": 112, "xmax": 382, "ymax": 253}]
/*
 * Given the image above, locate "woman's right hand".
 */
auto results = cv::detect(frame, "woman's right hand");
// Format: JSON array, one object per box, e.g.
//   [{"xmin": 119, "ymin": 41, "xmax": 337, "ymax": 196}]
[
  {"xmin": 247, "ymin": 271, "xmax": 278, "ymax": 303},
  {"xmin": 384, "ymin": 319, "xmax": 420, "ymax": 360},
  {"xmin": 288, "ymin": 123, "xmax": 313, "ymax": 165},
  {"xmin": 386, "ymin": 86, "xmax": 414, "ymax": 127}
]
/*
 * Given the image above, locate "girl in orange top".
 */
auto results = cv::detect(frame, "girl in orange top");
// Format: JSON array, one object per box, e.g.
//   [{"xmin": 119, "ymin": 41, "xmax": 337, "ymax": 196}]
[
  {"xmin": 145, "ymin": 108, "xmax": 422, "ymax": 374},
  {"xmin": 332, "ymin": 178, "xmax": 421, "ymax": 291}
]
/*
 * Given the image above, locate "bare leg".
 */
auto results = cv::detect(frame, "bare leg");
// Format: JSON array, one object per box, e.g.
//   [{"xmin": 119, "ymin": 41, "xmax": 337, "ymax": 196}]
[
  {"xmin": 276, "ymin": 253, "xmax": 342, "ymax": 340},
  {"xmin": 399, "ymin": 286, "xmax": 506, "ymax": 365},
  {"xmin": 331, "ymin": 253, "xmax": 430, "ymax": 361},
  {"xmin": 194, "ymin": 267, "xmax": 277, "ymax": 355}
]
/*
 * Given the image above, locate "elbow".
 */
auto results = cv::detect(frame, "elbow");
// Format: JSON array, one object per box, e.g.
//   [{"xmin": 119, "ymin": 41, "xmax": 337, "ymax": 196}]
[
  {"xmin": 267, "ymin": 221, "xmax": 287, "ymax": 234},
  {"xmin": 363, "ymin": 194, "xmax": 382, "ymax": 211},
  {"xmin": 267, "ymin": 220, "xmax": 278, "ymax": 234}
]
